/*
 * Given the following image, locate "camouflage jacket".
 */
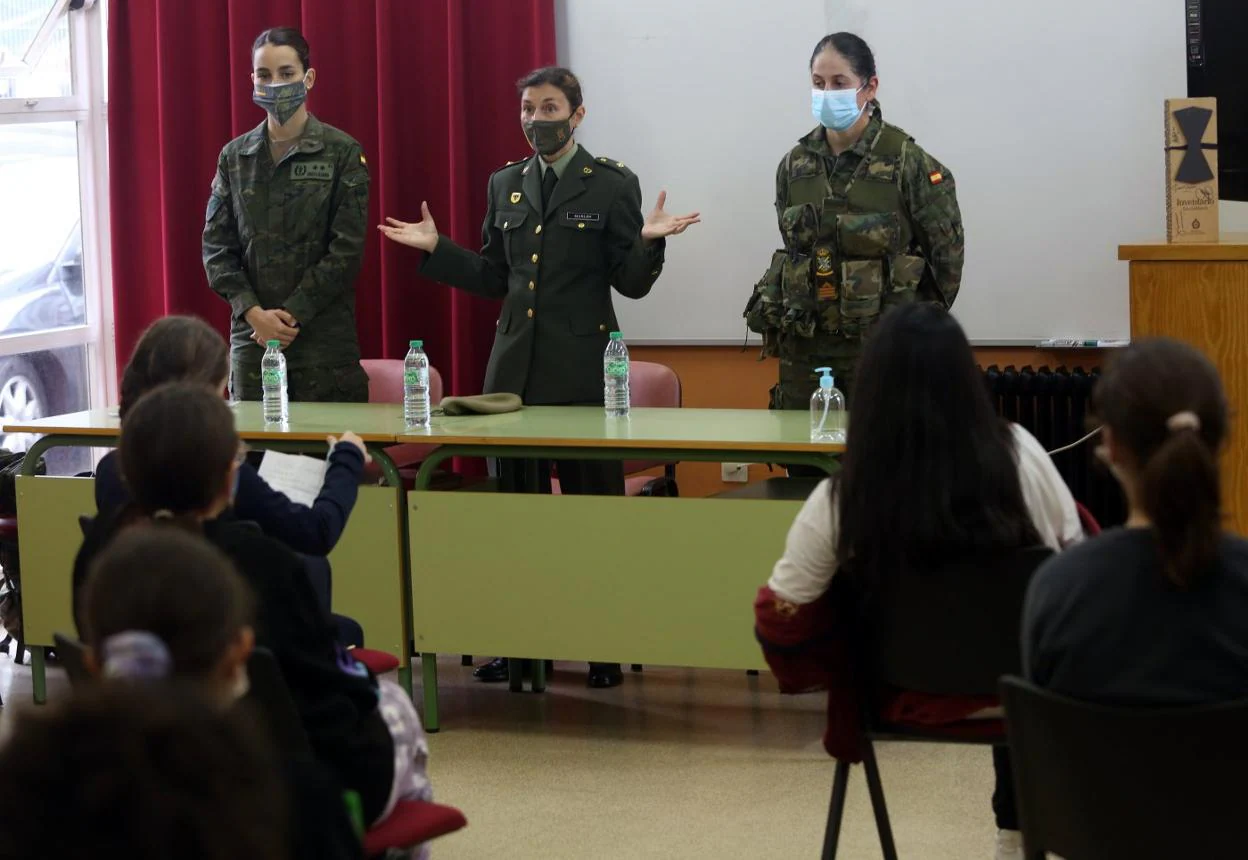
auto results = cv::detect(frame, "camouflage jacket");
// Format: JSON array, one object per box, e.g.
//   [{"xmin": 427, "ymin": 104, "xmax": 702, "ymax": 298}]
[
  {"xmin": 746, "ymin": 110, "xmax": 963, "ymax": 358},
  {"xmin": 777, "ymin": 111, "xmax": 964, "ymax": 309},
  {"xmin": 202, "ymin": 115, "xmax": 369, "ymax": 369}
]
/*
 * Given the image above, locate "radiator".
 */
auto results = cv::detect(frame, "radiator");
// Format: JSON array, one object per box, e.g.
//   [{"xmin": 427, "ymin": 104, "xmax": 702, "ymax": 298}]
[{"xmin": 982, "ymin": 365, "xmax": 1127, "ymax": 530}]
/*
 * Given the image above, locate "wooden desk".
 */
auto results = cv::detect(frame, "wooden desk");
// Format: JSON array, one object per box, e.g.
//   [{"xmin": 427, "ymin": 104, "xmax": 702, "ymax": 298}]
[
  {"xmin": 399, "ymin": 406, "xmax": 844, "ymax": 730},
  {"xmin": 1119, "ymin": 236, "xmax": 1248, "ymax": 532}
]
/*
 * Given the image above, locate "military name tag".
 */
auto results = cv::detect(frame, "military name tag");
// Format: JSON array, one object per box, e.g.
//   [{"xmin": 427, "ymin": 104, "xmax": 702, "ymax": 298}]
[
  {"xmin": 565, "ymin": 212, "xmax": 600, "ymax": 223},
  {"xmin": 291, "ymin": 161, "xmax": 333, "ymax": 181}
]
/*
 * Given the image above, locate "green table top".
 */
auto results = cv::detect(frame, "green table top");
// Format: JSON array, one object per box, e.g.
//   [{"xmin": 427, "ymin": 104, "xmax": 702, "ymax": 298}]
[
  {"xmin": 6, "ymin": 403, "xmax": 847, "ymax": 453},
  {"xmin": 4, "ymin": 401, "xmax": 407, "ymax": 443},
  {"xmin": 398, "ymin": 406, "xmax": 846, "ymax": 453}
]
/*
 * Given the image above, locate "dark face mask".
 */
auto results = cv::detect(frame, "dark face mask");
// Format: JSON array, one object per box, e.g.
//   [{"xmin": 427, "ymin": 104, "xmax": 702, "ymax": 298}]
[
  {"xmin": 253, "ymin": 78, "xmax": 308, "ymax": 126},
  {"xmin": 523, "ymin": 118, "xmax": 573, "ymax": 157}
]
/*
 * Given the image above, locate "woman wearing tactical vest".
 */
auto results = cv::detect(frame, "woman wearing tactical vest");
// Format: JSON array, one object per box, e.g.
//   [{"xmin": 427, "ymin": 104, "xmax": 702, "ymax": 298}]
[{"xmin": 745, "ymin": 32, "xmax": 964, "ymax": 429}]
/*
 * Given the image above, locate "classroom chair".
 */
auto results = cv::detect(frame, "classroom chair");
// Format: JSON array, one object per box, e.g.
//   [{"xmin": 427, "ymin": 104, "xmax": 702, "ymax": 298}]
[
  {"xmin": 359, "ymin": 358, "xmax": 446, "ymax": 487},
  {"xmin": 551, "ymin": 360, "xmax": 683, "ymax": 497},
  {"xmin": 350, "ymin": 648, "xmax": 400, "ymax": 675},
  {"xmin": 1000, "ymin": 676, "xmax": 1248, "ymax": 860},
  {"xmin": 246, "ymin": 648, "xmax": 467, "ymax": 857},
  {"xmin": 821, "ymin": 546, "xmax": 1053, "ymax": 860}
]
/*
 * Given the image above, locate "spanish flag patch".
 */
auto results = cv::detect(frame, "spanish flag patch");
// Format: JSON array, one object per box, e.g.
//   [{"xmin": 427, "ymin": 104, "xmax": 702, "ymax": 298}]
[{"xmin": 928, "ymin": 170, "xmax": 943, "ymax": 185}]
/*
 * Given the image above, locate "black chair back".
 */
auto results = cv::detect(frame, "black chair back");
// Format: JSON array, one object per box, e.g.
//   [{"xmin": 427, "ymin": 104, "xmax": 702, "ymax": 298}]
[
  {"xmin": 1001, "ymin": 675, "xmax": 1248, "ymax": 860},
  {"xmin": 864, "ymin": 546, "xmax": 1052, "ymax": 696},
  {"xmin": 53, "ymin": 633, "xmax": 91, "ymax": 685},
  {"xmin": 242, "ymin": 647, "xmax": 313, "ymax": 759}
]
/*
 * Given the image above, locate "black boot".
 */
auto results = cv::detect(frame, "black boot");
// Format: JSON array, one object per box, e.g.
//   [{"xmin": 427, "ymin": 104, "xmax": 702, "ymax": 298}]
[
  {"xmin": 587, "ymin": 662, "xmax": 623, "ymax": 688},
  {"xmin": 472, "ymin": 657, "xmax": 510, "ymax": 683}
]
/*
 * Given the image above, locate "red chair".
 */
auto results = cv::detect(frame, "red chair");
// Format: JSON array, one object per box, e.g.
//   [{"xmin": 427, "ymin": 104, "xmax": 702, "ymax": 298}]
[
  {"xmin": 552, "ymin": 360, "xmax": 682, "ymax": 497},
  {"xmin": 363, "ymin": 799, "xmax": 467, "ymax": 857},
  {"xmin": 359, "ymin": 359, "xmax": 444, "ymax": 487},
  {"xmin": 351, "ymin": 647, "xmax": 400, "ymax": 676},
  {"xmin": 1075, "ymin": 501, "xmax": 1102, "ymax": 537}
]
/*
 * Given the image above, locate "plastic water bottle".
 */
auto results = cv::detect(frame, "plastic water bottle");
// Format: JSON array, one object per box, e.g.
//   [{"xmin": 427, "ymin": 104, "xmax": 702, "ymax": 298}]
[
  {"xmin": 604, "ymin": 331, "xmax": 630, "ymax": 418},
  {"xmin": 261, "ymin": 340, "xmax": 288, "ymax": 424},
  {"xmin": 403, "ymin": 339, "xmax": 431, "ymax": 428},
  {"xmin": 810, "ymin": 366, "xmax": 846, "ymax": 443}
]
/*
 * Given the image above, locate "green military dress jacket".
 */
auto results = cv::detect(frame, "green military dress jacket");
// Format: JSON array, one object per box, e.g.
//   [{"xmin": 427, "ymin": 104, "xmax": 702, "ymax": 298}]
[
  {"xmin": 202, "ymin": 115, "xmax": 370, "ymax": 388},
  {"xmin": 420, "ymin": 145, "xmax": 665, "ymax": 405}
]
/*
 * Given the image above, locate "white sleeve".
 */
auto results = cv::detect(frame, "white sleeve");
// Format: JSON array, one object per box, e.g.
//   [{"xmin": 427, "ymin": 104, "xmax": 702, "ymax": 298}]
[
  {"xmin": 1012, "ymin": 424, "xmax": 1084, "ymax": 550},
  {"xmin": 767, "ymin": 478, "xmax": 841, "ymax": 604}
]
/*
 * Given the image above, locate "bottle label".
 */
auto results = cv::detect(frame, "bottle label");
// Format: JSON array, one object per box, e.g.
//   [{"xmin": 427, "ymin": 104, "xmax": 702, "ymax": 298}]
[
  {"xmin": 261, "ymin": 369, "xmax": 282, "ymax": 387},
  {"xmin": 404, "ymin": 370, "xmax": 427, "ymax": 386},
  {"xmin": 605, "ymin": 359, "xmax": 629, "ymax": 379}
]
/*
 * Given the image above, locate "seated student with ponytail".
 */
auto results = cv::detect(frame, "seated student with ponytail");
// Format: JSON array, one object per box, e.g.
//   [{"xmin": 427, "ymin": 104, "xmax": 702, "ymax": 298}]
[
  {"xmin": 73, "ymin": 383, "xmax": 432, "ymax": 832},
  {"xmin": 1024, "ymin": 338, "xmax": 1248, "ymax": 704},
  {"xmin": 81, "ymin": 526, "xmax": 362, "ymax": 860},
  {"xmin": 91, "ymin": 314, "xmax": 369, "ymax": 640}
]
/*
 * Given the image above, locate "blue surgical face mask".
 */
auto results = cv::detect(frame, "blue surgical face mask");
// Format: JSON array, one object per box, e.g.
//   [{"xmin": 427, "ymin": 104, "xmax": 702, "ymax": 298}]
[{"xmin": 812, "ymin": 85, "xmax": 866, "ymax": 131}]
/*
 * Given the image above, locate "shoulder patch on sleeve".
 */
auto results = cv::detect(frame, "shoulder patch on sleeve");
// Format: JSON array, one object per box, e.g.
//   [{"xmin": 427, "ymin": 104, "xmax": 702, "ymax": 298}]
[{"xmin": 928, "ymin": 170, "xmax": 944, "ymax": 186}]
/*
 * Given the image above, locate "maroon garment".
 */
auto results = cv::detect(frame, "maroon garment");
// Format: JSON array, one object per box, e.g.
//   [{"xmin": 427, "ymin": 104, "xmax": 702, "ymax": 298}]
[{"xmin": 754, "ymin": 585, "xmax": 1002, "ymax": 762}]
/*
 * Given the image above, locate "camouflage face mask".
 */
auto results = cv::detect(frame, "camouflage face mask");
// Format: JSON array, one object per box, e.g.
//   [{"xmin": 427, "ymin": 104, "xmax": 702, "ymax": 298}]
[
  {"xmin": 253, "ymin": 77, "xmax": 308, "ymax": 126},
  {"xmin": 523, "ymin": 118, "xmax": 573, "ymax": 157}
]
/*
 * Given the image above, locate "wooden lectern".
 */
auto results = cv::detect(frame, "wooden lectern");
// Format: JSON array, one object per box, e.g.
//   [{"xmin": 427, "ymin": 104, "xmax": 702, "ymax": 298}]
[{"xmin": 1119, "ymin": 236, "xmax": 1248, "ymax": 534}]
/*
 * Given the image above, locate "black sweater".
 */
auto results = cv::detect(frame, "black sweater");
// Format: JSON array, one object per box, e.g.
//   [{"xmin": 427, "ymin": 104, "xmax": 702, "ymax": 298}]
[
  {"xmin": 93, "ymin": 445, "xmax": 364, "ymax": 556},
  {"xmin": 1023, "ymin": 527, "xmax": 1248, "ymax": 706}
]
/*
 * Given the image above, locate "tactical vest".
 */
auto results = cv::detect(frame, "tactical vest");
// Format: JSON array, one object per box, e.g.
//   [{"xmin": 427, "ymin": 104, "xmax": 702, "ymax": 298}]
[{"xmin": 745, "ymin": 122, "xmax": 926, "ymax": 350}]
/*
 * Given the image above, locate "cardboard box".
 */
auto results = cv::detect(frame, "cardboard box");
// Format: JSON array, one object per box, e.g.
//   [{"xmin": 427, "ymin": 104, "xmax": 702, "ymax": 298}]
[{"xmin": 1165, "ymin": 97, "xmax": 1219, "ymax": 243}]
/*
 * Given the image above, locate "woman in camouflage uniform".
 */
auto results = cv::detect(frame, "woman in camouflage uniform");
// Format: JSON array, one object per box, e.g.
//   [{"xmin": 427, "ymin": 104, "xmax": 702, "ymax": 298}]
[
  {"xmin": 203, "ymin": 27, "xmax": 371, "ymax": 403},
  {"xmin": 746, "ymin": 32, "xmax": 964, "ymax": 417}
]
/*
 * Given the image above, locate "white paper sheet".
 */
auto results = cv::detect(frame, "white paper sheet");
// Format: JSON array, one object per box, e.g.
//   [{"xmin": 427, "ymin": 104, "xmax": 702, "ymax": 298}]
[{"xmin": 256, "ymin": 450, "xmax": 328, "ymax": 508}]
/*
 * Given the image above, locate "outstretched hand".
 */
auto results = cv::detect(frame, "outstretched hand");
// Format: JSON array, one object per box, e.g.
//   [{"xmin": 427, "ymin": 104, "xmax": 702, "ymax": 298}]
[
  {"xmin": 378, "ymin": 201, "xmax": 440, "ymax": 253},
  {"xmin": 641, "ymin": 191, "xmax": 700, "ymax": 240}
]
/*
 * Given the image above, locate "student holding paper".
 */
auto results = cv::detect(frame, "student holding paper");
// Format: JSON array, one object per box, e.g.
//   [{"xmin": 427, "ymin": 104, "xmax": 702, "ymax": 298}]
[{"xmin": 90, "ymin": 316, "xmax": 366, "ymax": 631}]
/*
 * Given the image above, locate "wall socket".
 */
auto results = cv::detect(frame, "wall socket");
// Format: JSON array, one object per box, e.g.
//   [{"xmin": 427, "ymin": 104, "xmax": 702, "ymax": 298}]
[{"xmin": 720, "ymin": 462, "xmax": 749, "ymax": 483}]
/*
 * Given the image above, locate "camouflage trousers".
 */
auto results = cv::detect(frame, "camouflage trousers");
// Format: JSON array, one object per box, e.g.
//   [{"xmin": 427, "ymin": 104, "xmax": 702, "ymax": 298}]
[
  {"xmin": 771, "ymin": 341, "xmax": 860, "ymax": 478},
  {"xmin": 230, "ymin": 361, "xmax": 370, "ymax": 403},
  {"xmin": 770, "ymin": 348, "xmax": 860, "ymax": 411}
]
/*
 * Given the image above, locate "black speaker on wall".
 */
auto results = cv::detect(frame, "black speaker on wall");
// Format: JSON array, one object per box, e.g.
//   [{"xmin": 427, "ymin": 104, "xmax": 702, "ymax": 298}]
[{"xmin": 1187, "ymin": 0, "xmax": 1248, "ymax": 201}]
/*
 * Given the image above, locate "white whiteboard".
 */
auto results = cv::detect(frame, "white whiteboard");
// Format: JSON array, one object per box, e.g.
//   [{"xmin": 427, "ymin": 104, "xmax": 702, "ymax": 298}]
[{"xmin": 556, "ymin": 0, "xmax": 1185, "ymax": 344}]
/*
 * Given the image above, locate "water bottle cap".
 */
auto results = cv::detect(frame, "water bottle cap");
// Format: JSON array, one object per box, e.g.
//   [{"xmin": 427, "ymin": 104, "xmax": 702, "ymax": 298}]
[
  {"xmin": 266, "ymin": 340, "xmax": 280, "ymax": 348},
  {"xmin": 410, "ymin": 339, "xmax": 423, "ymax": 348},
  {"xmin": 609, "ymin": 331, "xmax": 623, "ymax": 340},
  {"xmin": 815, "ymin": 366, "xmax": 835, "ymax": 390}
]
